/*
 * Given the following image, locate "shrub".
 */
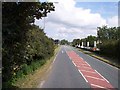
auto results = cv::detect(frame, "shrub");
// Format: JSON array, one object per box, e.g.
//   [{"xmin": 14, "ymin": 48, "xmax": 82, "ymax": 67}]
[
  {"xmin": 100, "ymin": 40, "xmax": 119, "ymax": 60},
  {"xmin": 31, "ymin": 61, "xmax": 39, "ymax": 71},
  {"xmin": 16, "ymin": 70, "xmax": 23, "ymax": 78},
  {"xmin": 21, "ymin": 64, "xmax": 32, "ymax": 75}
]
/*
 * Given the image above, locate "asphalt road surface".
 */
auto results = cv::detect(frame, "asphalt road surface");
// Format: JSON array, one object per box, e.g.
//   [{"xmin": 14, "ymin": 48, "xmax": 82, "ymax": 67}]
[{"xmin": 38, "ymin": 45, "xmax": 119, "ymax": 89}]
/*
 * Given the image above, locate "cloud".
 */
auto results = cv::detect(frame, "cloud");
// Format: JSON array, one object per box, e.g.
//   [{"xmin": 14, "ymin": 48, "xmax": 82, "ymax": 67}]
[
  {"xmin": 107, "ymin": 16, "xmax": 118, "ymax": 27},
  {"xmin": 35, "ymin": 0, "xmax": 117, "ymax": 41},
  {"xmin": 46, "ymin": 0, "xmax": 106, "ymax": 29}
]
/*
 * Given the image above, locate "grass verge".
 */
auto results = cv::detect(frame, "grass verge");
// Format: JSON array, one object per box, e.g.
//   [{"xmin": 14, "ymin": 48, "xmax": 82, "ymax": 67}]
[
  {"xmin": 12, "ymin": 45, "xmax": 61, "ymax": 88},
  {"xmin": 77, "ymin": 48, "xmax": 120, "ymax": 69}
]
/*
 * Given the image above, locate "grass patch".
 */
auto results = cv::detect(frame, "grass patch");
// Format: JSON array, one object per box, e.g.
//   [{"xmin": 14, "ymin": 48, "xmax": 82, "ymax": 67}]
[{"xmin": 11, "ymin": 45, "xmax": 60, "ymax": 88}]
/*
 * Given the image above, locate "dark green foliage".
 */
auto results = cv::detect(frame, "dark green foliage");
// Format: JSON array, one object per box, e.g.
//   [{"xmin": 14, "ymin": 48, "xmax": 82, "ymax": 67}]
[
  {"xmin": 60, "ymin": 39, "xmax": 69, "ymax": 45},
  {"xmin": 100, "ymin": 40, "xmax": 117, "ymax": 56},
  {"xmin": 97, "ymin": 26, "xmax": 120, "ymax": 61},
  {"xmin": 86, "ymin": 35, "xmax": 97, "ymax": 47},
  {"xmin": 72, "ymin": 36, "xmax": 97, "ymax": 47},
  {"xmin": 72, "ymin": 39, "xmax": 81, "ymax": 47},
  {"xmin": 117, "ymin": 40, "xmax": 120, "ymax": 62},
  {"xmin": 21, "ymin": 64, "xmax": 32, "ymax": 75},
  {"xmin": 15, "ymin": 60, "xmax": 46, "ymax": 78},
  {"xmin": 16, "ymin": 69, "xmax": 24, "ymax": 78},
  {"xmin": 97, "ymin": 26, "xmax": 120, "ymax": 42},
  {"xmin": 2, "ymin": 2, "xmax": 55, "ymax": 88},
  {"xmin": 54, "ymin": 39, "xmax": 60, "ymax": 44},
  {"xmin": 24, "ymin": 25, "xmax": 54, "ymax": 64}
]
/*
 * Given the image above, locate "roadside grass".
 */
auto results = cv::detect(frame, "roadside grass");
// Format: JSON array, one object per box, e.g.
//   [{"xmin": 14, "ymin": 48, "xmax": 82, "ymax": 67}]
[
  {"xmin": 12, "ymin": 45, "xmax": 61, "ymax": 88},
  {"xmin": 77, "ymin": 48, "xmax": 120, "ymax": 69}
]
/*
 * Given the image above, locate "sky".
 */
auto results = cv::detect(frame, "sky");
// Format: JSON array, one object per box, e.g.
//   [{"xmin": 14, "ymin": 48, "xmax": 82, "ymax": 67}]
[{"xmin": 35, "ymin": 0, "xmax": 119, "ymax": 42}]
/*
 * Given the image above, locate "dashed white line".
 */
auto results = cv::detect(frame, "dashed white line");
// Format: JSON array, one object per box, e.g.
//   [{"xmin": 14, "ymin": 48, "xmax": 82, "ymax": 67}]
[
  {"xmin": 65, "ymin": 50, "xmax": 113, "ymax": 89},
  {"xmin": 78, "ymin": 70, "xmax": 88, "ymax": 82},
  {"xmin": 77, "ymin": 66, "xmax": 92, "ymax": 69},
  {"xmin": 67, "ymin": 55, "xmax": 72, "ymax": 60},
  {"xmin": 78, "ymin": 64, "xmax": 89, "ymax": 66},
  {"xmin": 47, "ymin": 65, "xmax": 52, "ymax": 73},
  {"xmin": 85, "ymin": 75, "xmax": 105, "ymax": 81},
  {"xmin": 85, "ymin": 61, "xmax": 91, "ymax": 67},
  {"xmin": 91, "ymin": 83, "xmax": 106, "ymax": 88},
  {"xmin": 40, "ymin": 80, "xmax": 45, "ymax": 88},
  {"xmin": 95, "ymin": 70, "xmax": 110, "ymax": 83},
  {"xmin": 72, "ymin": 61, "xmax": 76, "ymax": 66},
  {"xmin": 52, "ymin": 56, "xmax": 56, "ymax": 64},
  {"xmin": 80, "ymin": 57, "xmax": 84, "ymax": 60},
  {"xmin": 80, "ymin": 70, "xmax": 96, "ymax": 74}
]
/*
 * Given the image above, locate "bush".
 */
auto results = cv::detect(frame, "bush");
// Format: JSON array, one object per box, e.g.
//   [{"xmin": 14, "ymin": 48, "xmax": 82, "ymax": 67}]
[
  {"xmin": 31, "ymin": 61, "xmax": 39, "ymax": 71},
  {"xmin": 21, "ymin": 64, "xmax": 32, "ymax": 75},
  {"xmin": 16, "ymin": 70, "xmax": 24, "ymax": 78},
  {"xmin": 39, "ymin": 60, "xmax": 46, "ymax": 66},
  {"xmin": 13, "ymin": 60, "xmax": 46, "ymax": 80},
  {"xmin": 2, "ymin": 2, "xmax": 55, "ymax": 88},
  {"xmin": 24, "ymin": 25, "xmax": 55, "ymax": 64},
  {"xmin": 100, "ymin": 40, "xmax": 119, "ymax": 60}
]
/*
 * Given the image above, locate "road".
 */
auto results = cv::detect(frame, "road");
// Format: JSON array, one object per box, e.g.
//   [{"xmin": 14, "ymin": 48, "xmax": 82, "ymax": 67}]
[{"xmin": 38, "ymin": 45, "xmax": 119, "ymax": 89}]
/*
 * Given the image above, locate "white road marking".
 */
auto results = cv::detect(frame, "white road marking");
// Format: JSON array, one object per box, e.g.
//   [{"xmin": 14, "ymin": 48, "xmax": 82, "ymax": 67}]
[
  {"xmin": 46, "ymin": 65, "xmax": 52, "ymax": 73},
  {"xmin": 80, "ymin": 57, "xmax": 83, "ymax": 60},
  {"xmin": 80, "ymin": 70, "xmax": 96, "ymax": 74},
  {"xmin": 40, "ymin": 80, "xmax": 45, "ymax": 88},
  {"xmin": 85, "ymin": 61, "xmax": 91, "ymax": 67},
  {"xmin": 91, "ymin": 83, "xmax": 107, "ymax": 88},
  {"xmin": 72, "ymin": 61, "xmax": 76, "ymax": 66},
  {"xmin": 62, "ymin": 50, "xmax": 64, "ymax": 53},
  {"xmin": 85, "ymin": 75, "xmax": 105, "ymax": 81},
  {"xmin": 53, "ymin": 56, "xmax": 56, "ymax": 64},
  {"xmin": 63, "ymin": 47, "xmax": 114, "ymax": 89},
  {"xmin": 95, "ymin": 70, "xmax": 110, "ymax": 83},
  {"xmin": 78, "ymin": 70, "xmax": 88, "ymax": 82},
  {"xmin": 52, "ymin": 47, "xmax": 61, "ymax": 64},
  {"xmin": 49, "ymin": 65, "xmax": 52, "ymax": 70},
  {"xmin": 77, "ymin": 66, "xmax": 92, "ymax": 69},
  {"xmin": 79, "ymin": 64, "xmax": 89, "ymax": 66}
]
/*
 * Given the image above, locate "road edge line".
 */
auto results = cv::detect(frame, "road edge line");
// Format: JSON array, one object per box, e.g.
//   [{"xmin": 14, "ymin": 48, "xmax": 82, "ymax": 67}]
[
  {"xmin": 95, "ymin": 70, "xmax": 110, "ymax": 83},
  {"xmin": 78, "ymin": 70, "xmax": 88, "ymax": 83}
]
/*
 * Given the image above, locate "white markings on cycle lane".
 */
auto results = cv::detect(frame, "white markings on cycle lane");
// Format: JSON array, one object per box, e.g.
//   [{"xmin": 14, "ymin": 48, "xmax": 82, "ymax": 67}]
[{"xmin": 67, "ymin": 51, "xmax": 115, "ymax": 90}]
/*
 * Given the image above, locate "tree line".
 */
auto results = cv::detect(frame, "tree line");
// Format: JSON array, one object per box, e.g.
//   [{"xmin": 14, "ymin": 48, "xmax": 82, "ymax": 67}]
[
  {"xmin": 97, "ymin": 26, "xmax": 120, "ymax": 61},
  {"xmin": 72, "ymin": 35, "xmax": 97, "ymax": 47},
  {"xmin": 72, "ymin": 26, "xmax": 120, "ymax": 62},
  {"xmin": 2, "ymin": 2, "xmax": 55, "ymax": 87}
]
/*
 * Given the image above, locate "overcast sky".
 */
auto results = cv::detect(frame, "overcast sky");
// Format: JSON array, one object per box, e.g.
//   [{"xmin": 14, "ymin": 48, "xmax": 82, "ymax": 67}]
[{"xmin": 35, "ymin": 0, "xmax": 118, "ymax": 42}]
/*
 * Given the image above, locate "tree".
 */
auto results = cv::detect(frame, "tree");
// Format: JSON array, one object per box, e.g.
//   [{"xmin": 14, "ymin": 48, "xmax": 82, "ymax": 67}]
[
  {"xmin": 2, "ymin": 2, "xmax": 55, "ymax": 87},
  {"xmin": 97, "ymin": 26, "xmax": 119, "ymax": 43},
  {"xmin": 97, "ymin": 26, "xmax": 108, "ymax": 43},
  {"xmin": 72, "ymin": 39, "xmax": 81, "ymax": 47},
  {"xmin": 86, "ymin": 35, "xmax": 97, "ymax": 47},
  {"xmin": 97, "ymin": 26, "xmax": 120, "ymax": 61},
  {"xmin": 60, "ymin": 39, "xmax": 69, "ymax": 45},
  {"xmin": 54, "ymin": 39, "xmax": 60, "ymax": 44}
]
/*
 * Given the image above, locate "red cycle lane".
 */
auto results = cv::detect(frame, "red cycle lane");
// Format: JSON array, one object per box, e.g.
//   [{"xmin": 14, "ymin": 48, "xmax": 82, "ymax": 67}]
[{"xmin": 67, "ymin": 51, "xmax": 115, "ymax": 90}]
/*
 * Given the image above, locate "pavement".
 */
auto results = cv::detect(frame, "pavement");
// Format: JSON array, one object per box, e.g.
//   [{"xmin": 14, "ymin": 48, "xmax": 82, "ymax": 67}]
[{"xmin": 38, "ymin": 45, "xmax": 119, "ymax": 89}]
